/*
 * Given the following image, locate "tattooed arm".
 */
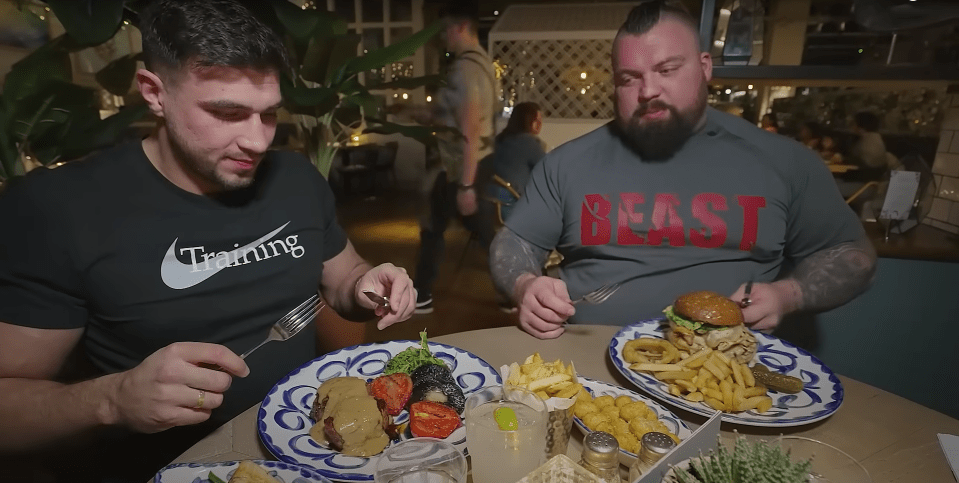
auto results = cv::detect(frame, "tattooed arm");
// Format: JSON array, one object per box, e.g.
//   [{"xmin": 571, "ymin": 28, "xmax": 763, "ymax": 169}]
[
  {"xmin": 490, "ymin": 228, "xmax": 575, "ymax": 339},
  {"xmin": 732, "ymin": 234, "xmax": 877, "ymax": 330}
]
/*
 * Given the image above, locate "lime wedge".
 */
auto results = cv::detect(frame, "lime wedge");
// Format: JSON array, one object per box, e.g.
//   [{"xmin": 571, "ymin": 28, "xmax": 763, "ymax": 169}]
[{"xmin": 494, "ymin": 407, "xmax": 519, "ymax": 431}]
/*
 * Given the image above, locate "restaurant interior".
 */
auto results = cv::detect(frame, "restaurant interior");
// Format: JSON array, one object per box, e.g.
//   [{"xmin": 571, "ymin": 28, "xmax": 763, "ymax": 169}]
[{"xmin": 1, "ymin": 0, "xmax": 958, "ymax": 481}]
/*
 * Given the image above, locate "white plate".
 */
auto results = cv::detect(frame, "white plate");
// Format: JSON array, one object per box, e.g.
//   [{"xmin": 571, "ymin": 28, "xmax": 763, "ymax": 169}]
[
  {"xmin": 609, "ymin": 319, "xmax": 844, "ymax": 427},
  {"xmin": 572, "ymin": 376, "xmax": 694, "ymax": 467},
  {"xmin": 258, "ymin": 340, "xmax": 501, "ymax": 482},
  {"xmin": 153, "ymin": 459, "xmax": 331, "ymax": 483}
]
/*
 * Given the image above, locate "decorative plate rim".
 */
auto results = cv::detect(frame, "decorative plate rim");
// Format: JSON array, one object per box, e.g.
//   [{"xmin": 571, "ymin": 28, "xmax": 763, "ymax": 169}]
[
  {"xmin": 571, "ymin": 375, "xmax": 695, "ymax": 459},
  {"xmin": 608, "ymin": 318, "xmax": 844, "ymax": 427},
  {"xmin": 153, "ymin": 458, "xmax": 331, "ymax": 483},
  {"xmin": 257, "ymin": 339, "xmax": 502, "ymax": 481}
]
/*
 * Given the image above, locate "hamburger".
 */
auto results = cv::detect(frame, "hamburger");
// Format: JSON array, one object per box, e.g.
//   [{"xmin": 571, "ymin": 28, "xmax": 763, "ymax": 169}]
[{"xmin": 663, "ymin": 291, "xmax": 757, "ymax": 364}]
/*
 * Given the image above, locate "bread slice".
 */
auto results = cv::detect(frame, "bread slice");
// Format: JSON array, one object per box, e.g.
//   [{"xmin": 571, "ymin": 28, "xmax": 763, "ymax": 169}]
[{"xmin": 228, "ymin": 461, "xmax": 281, "ymax": 483}]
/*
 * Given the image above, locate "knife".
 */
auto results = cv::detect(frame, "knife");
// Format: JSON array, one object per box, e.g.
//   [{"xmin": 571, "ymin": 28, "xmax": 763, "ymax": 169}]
[
  {"xmin": 362, "ymin": 289, "xmax": 391, "ymax": 309},
  {"xmin": 740, "ymin": 280, "xmax": 753, "ymax": 308}
]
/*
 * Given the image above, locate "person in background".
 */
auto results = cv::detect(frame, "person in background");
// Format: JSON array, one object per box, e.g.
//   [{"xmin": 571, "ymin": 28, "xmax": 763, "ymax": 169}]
[
  {"xmin": 820, "ymin": 134, "xmax": 845, "ymax": 164},
  {"xmin": 488, "ymin": 0, "xmax": 876, "ymax": 339},
  {"xmin": 0, "ymin": 1, "xmax": 416, "ymax": 481},
  {"xmin": 797, "ymin": 121, "xmax": 823, "ymax": 151},
  {"xmin": 761, "ymin": 112, "xmax": 779, "ymax": 133},
  {"xmin": 850, "ymin": 111, "xmax": 896, "ymax": 179},
  {"xmin": 402, "ymin": 5, "xmax": 499, "ymax": 315},
  {"xmin": 492, "ymin": 102, "xmax": 547, "ymax": 199}
]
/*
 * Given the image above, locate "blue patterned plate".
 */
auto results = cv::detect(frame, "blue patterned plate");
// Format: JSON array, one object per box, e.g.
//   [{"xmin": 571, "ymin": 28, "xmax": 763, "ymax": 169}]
[
  {"xmin": 609, "ymin": 319, "xmax": 844, "ymax": 427},
  {"xmin": 572, "ymin": 376, "xmax": 694, "ymax": 467},
  {"xmin": 258, "ymin": 340, "xmax": 501, "ymax": 482},
  {"xmin": 153, "ymin": 459, "xmax": 331, "ymax": 482}
]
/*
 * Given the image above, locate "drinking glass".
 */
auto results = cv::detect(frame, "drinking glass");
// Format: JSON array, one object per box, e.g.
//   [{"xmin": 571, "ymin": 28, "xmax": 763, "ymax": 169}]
[
  {"xmin": 778, "ymin": 436, "xmax": 872, "ymax": 483},
  {"xmin": 374, "ymin": 437, "xmax": 467, "ymax": 483},
  {"xmin": 465, "ymin": 385, "xmax": 548, "ymax": 483}
]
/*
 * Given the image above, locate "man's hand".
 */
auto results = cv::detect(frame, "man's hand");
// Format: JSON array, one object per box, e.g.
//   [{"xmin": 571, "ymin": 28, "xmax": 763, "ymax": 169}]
[
  {"xmin": 456, "ymin": 188, "xmax": 478, "ymax": 216},
  {"xmin": 514, "ymin": 274, "xmax": 575, "ymax": 339},
  {"xmin": 730, "ymin": 280, "xmax": 801, "ymax": 331},
  {"xmin": 354, "ymin": 263, "xmax": 416, "ymax": 329},
  {"xmin": 107, "ymin": 342, "xmax": 248, "ymax": 433}
]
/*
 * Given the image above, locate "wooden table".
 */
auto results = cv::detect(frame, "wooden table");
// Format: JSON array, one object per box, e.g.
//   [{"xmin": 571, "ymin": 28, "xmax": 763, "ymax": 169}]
[{"xmin": 164, "ymin": 326, "xmax": 959, "ymax": 483}]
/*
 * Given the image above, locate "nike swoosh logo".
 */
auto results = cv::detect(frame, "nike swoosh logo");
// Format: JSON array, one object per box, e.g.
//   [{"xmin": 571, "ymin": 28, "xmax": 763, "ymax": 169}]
[{"xmin": 161, "ymin": 222, "xmax": 290, "ymax": 290}]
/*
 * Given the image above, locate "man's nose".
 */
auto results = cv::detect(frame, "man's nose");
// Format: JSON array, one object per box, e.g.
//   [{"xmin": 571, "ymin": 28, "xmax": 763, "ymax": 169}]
[
  {"xmin": 237, "ymin": 120, "xmax": 273, "ymax": 153},
  {"xmin": 637, "ymin": 77, "xmax": 662, "ymax": 101}
]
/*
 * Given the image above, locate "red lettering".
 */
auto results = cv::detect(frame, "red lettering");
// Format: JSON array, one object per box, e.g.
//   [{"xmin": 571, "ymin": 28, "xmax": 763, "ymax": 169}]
[
  {"xmin": 581, "ymin": 194, "xmax": 612, "ymax": 245},
  {"xmin": 647, "ymin": 194, "xmax": 685, "ymax": 247},
  {"xmin": 690, "ymin": 193, "xmax": 728, "ymax": 248},
  {"xmin": 737, "ymin": 195, "xmax": 766, "ymax": 251},
  {"xmin": 617, "ymin": 193, "xmax": 645, "ymax": 245}
]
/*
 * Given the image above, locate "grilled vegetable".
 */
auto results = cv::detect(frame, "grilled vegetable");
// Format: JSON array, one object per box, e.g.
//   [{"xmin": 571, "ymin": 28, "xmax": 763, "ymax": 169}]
[
  {"xmin": 750, "ymin": 364, "xmax": 804, "ymax": 394},
  {"xmin": 409, "ymin": 401, "xmax": 460, "ymax": 438},
  {"xmin": 409, "ymin": 379, "xmax": 466, "ymax": 414},
  {"xmin": 368, "ymin": 373, "xmax": 413, "ymax": 416}
]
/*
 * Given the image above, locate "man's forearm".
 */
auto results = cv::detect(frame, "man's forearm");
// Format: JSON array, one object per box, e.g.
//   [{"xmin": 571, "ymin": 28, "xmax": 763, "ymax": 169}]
[
  {"xmin": 782, "ymin": 236, "xmax": 878, "ymax": 313},
  {"xmin": 0, "ymin": 375, "xmax": 118, "ymax": 451},
  {"xmin": 490, "ymin": 228, "xmax": 550, "ymax": 300}
]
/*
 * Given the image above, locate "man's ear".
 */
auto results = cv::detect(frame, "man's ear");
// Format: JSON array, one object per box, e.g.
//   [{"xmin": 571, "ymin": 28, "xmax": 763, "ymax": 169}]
[
  {"xmin": 700, "ymin": 51, "xmax": 713, "ymax": 82},
  {"xmin": 136, "ymin": 68, "xmax": 166, "ymax": 118}
]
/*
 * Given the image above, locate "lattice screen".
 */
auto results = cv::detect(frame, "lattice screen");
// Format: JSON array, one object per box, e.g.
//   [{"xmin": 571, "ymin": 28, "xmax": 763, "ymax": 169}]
[{"xmin": 491, "ymin": 38, "xmax": 615, "ymax": 120}]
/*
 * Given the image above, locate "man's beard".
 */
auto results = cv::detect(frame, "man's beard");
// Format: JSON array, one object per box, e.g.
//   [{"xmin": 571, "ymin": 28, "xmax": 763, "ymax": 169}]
[
  {"xmin": 167, "ymin": 120, "xmax": 254, "ymax": 192},
  {"xmin": 613, "ymin": 94, "xmax": 706, "ymax": 161}
]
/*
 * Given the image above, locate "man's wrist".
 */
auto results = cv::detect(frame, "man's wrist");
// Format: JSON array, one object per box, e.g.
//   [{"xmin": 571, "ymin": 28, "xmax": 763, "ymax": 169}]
[
  {"xmin": 770, "ymin": 279, "xmax": 803, "ymax": 315},
  {"xmin": 512, "ymin": 273, "xmax": 537, "ymax": 303}
]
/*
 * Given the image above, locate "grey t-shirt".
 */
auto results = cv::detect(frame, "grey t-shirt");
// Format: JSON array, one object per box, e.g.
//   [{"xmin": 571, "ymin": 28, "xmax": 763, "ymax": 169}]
[
  {"xmin": 505, "ymin": 107, "xmax": 865, "ymax": 325},
  {"xmin": 494, "ymin": 132, "xmax": 547, "ymax": 197},
  {"xmin": 433, "ymin": 48, "xmax": 498, "ymax": 179}
]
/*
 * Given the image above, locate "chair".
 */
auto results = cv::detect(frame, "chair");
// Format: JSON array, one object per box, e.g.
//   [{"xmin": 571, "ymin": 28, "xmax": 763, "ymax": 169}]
[
  {"xmin": 374, "ymin": 141, "xmax": 399, "ymax": 189},
  {"xmin": 483, "ymin": 174, "xmax": 521, "ymax": 226},
  {"xmin": 337, "ymin": 144, "xmax": 378, "ymax": 197}
]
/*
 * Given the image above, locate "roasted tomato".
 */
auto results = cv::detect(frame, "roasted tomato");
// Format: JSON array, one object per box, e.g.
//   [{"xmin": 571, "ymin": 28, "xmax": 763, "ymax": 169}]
[
  {"xmin": 409, "ymin": 401, "xmax": 460, "ymax": 439},
  {"xmin": 368, "ymin": 373, "xmax": 413, "ymax": 416}
]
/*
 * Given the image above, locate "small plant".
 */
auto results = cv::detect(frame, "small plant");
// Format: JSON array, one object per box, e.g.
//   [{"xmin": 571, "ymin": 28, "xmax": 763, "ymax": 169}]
[{"xmin": 675, "ymin": 436, "xmax": 812, "ymax": 483}]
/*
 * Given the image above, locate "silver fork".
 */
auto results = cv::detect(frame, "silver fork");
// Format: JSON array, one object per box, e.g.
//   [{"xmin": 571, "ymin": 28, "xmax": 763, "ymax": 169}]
[
  {"xmin": 240, "ymin": 293, "xmax": 325, "ymax": 359},
  {"xmin": 572, "ymin": 283, "xmax": 621, "ymax": 305}
]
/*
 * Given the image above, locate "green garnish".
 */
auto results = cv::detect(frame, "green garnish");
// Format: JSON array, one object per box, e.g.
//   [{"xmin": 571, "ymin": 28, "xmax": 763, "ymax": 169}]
[
  {"xmin": 664, "ymin": 306, "xmax": 728, "ymax": 332},
  {"xmin": 494, "ymin": 407, "xmax": 519, "ymax": 431},
  {"xmin": 384, "ymin": 330, "xmax": 446, "ymax": 375},
  {"xmin": 208, "ymin": 471, "xmax": 227, "ymax": 483}
]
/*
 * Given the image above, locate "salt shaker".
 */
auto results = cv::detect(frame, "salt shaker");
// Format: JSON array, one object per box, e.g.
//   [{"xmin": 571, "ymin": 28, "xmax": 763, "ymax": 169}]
[
  {"xmin": 579, "ymin": 431, "xmax": 622, "ymax": 483},
  {"xmin": 628, "ymin": 432, "xmax": 677, "ymax": 481}
]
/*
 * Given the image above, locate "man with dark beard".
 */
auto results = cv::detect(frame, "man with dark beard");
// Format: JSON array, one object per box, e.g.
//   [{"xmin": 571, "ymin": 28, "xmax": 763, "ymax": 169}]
[
  {"xmin": 489, "ymin": 1, "xmax": 876, "ymax": 338},
  {"xmin": 0, "ymin": 1, "xmax": 416, "ymax": 481}
]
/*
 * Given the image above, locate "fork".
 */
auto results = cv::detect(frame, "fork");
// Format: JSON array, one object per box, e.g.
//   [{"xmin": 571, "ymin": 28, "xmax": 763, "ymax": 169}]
[
  {"xmin": 240, "ymin": 293, "xmax": 326, "ymax": 359},
  {"xmin": 572, "ymin": 283, "xmax": 621, "ymax": 305}
]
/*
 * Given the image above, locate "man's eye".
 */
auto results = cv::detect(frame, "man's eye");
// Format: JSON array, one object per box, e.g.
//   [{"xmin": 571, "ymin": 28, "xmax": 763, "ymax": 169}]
[
  {"xmin": 212, "ymin": 110, "xmax": 246, "ymax": 121},
  {"xmin": 659, "ymin": 67, "xmax": 677, "ymax": 75}
]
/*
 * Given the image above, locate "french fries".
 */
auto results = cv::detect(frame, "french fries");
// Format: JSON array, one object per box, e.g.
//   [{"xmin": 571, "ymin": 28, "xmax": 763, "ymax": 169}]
[
  {"xmin": 625, "ymin": 337, "xmax": 774, "ymax": 414},
  {"xmin": 507, "ymin": 353, "xmax": 587, "ymax": 400}
]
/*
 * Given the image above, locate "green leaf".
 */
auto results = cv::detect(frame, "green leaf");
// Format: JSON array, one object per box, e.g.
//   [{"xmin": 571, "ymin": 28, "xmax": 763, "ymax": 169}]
[
  {"xmin": 326, "ymin": 33, "xmax": 362, "ymax": 85},
  {"xmin": 58, "ymin": 103, "xmax": 148, "ymax": 161},
  {"xmin": 95, "ymin": 53, "xmax": 140, "ymax": 96},
  {"xmin": 362, "ymin": 119, "xmax": 462, "ymax": 147},
  {"xmin": 3, "ymin": 43, "xmax": 73, "ymax": 107},
  {"xmin": 46, "ymin": 0, "xmax": 125, "ymax": 46},
  {"xmin": 273, "ymin": 1, "xmax": 345, "ymax": 44},
  {"xmin": 372, "ymin": 74, "xmax": 444, "ymax": 91},
  {"xmin": 280, "ymin": 76, "xmax": 339, "ymax": 116},
  {"xmin": 342, "ymin": 21, "xmax": 441, "ymax": 77}
]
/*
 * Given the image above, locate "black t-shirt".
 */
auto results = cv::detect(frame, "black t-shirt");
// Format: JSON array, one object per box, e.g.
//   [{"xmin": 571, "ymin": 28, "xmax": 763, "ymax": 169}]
[{"xmin": 0, "ymin": 141, "xmax": 348, "ymax": 481}]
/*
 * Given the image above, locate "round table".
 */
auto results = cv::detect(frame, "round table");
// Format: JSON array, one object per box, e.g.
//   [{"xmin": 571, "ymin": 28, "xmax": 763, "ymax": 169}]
[{"xmin": 164, "ymin": 325, "xmax": 959, "ymax": 482}]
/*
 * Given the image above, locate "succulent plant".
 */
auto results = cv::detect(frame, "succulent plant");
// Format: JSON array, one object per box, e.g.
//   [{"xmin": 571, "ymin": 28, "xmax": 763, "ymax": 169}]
[{"xmin": 674, "ymin": 436, "xmax": 812, "ymax": 483}]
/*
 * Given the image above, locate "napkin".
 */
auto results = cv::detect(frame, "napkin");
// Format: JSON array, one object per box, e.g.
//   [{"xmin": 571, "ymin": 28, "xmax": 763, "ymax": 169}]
[
  {"xmin": 498, "ymin": 364, "xmax": 577, "ymax": 412},
  {"xmin": 938, "ymin": 433, "xmax": 959, "ymax": 482}
]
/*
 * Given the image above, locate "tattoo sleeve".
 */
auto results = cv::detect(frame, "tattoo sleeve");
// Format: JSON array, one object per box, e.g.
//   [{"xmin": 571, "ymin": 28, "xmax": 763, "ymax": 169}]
[
  {"xmin": 489, "ymin": 228, "xmax": 550, "ymax": 299},
  {"xmin": 789, "ymin": 235, "xmax": 878, "ymax": 313}
]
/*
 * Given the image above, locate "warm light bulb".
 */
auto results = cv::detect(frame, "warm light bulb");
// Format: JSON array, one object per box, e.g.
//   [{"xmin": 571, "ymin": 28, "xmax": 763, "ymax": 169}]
[
  {"xmin": 426, "ymin": 95, "xmax": 432, "ymax": 102},
  {"xmin": 580, "ymin": 72, "xmax": 587, "ymax": 79},
  {"xmin": 581, "ymin": 88, "xmax": 586, "ymax": 94},
  {"xmin": 402, "ymin": 93, "xmax": 408, "ymax": 99},
  {"xmin": 352, "ymin": 136, "xmax": 360, "ymax": 142},
  {"xmin": 494, "ymin": 10, "xmax": 499, "ymax": 15},
  {"xmin": 725, "ymin": 89, "xmax": 731, "ymax": 94},
  {"xmin": 747, "ymin": 84, "xmax": 754, "ymax": 90}
]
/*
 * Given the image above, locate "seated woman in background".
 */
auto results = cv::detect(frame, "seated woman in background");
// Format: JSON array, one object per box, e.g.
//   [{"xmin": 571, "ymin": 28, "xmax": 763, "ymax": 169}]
[
  {"xmin": 850, "ymin": 111, "xmax": 896, "ymax": 179},
  {"xmin": 491, "ymin": 102, "xmax": 547, "ymax": 199},
  {"xmin": 760, "ymin": 112, "xmax": 779, "ymax": 133},
  {"xmin": 797, "ymin": 121, "xmax": 823, "ymax": 151}
]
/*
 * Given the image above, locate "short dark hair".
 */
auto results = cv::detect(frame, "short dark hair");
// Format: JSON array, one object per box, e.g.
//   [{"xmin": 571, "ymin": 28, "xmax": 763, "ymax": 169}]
[
  {"xmin": 617, "ymin": 0, "xmax": 699, "ymax": 39},
  {"xmin": 139, "ymin": 0, "xmax": 290, "ymax": 78},
  {"xmin": 498, "ymin": 102, "xmax": 541, "ymax": 141},
  {"xmin": 853, "ymin": 111, "xmax": 881, "ymax": 132},
  {"xmin": 441, "ymin": 3, "xmax": 479, "ymax": 35}
]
